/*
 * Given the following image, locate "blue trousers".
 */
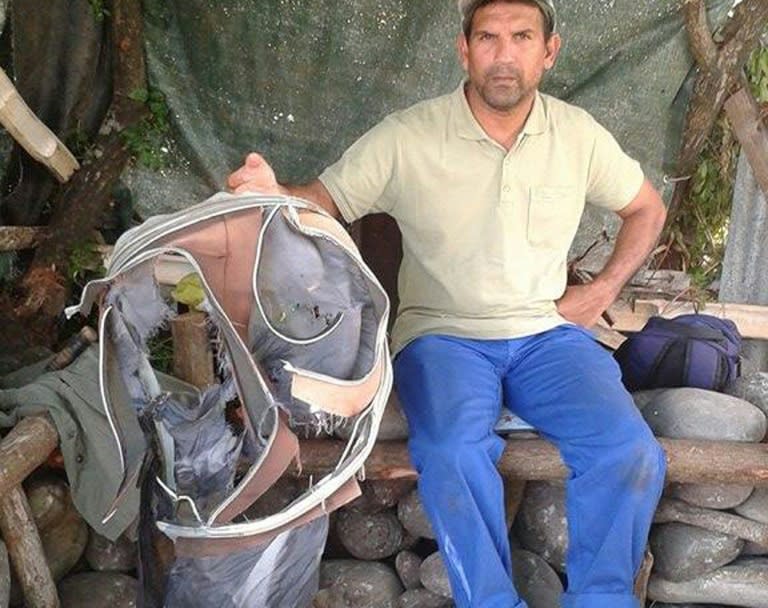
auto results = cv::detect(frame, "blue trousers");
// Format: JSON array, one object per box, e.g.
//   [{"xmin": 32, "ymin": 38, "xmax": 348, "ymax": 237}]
[{"xmin": 393, "ymin": 326, "xmax": 666, "ymax": 608}]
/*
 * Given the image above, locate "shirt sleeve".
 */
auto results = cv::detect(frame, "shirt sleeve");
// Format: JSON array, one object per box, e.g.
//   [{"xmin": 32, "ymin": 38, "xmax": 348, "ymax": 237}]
[
  {"xmin": 318, "ymin": 116, "xmax": 400, "ymax": 223},
  {"xmin": 585, "ymin": 118, "xmax": 645, "ymax": 212}
]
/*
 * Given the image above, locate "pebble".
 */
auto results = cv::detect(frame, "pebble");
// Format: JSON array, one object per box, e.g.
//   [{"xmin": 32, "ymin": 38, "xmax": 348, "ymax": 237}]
[
  {"xmin": 395, "ymin": 550, "xmax": 423, "ymax": 590},
  {"xmin": 726, "ymin": 372, "xmax": 768, "ymax": 416},
  {"xmin": 319, "ymin": 560, "xmax": 403, "ymax": 608},
  {"xmin": 336, "ymin": 509, "xmax": 406, "ymax": 560},
  {"xmin": 58, "ymin": 572, "xmax": 137, "ymax": 608},
  {"xmin": 0, "ymin": 542, "xmax": 9, "ymax": 608},
  {"xmin": 648, "ymin": 557, "xmax": 768, "ymax": 607},
  {"xmin": 650, "ymin": 523, "xmax": 744, "ymax": 582},
  {"xmin": 348, "ymin": 480, "xmax": 416, "ymax": 514},
  {"xmin": 511, "ymin": 549, "xmax": 563, "ymax": 608},
  {"xmin": 397, "ymin": 490, "xmax": 435, "ymax": 540},
  {"xmin": 419, "ymin": 552, "xmax": 451, "ymax": 598},
  {"xmin": 642, "ymin": 388, "xmax": 767, "ymax": 441},
  {"xmin": 397, "ymin": 588, "xmax": 453, "ymax": 608},
  {"xmin": 85, "ymin": 530, "xmax": 137, "ymax": 573},
  {"xmin": 26, "ymin": 479, "xmax": 88, "ymax": 582},
  {"xmin": 668, "ymin": 483, "xmax": 754, "ymax": 510},
  {"xmin": 513, "ymin": 482, "xmax": 568, "ymax": 572},
  {"xmin": 734, "ymin": 488, "xmax": 768, "ymax": 525}
]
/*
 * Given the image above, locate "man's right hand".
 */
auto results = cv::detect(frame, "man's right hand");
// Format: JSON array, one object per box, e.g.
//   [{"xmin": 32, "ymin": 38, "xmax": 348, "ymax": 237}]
[{"xmin": 227, "ymin": 152, "xmax": 284, "ymax": 195}]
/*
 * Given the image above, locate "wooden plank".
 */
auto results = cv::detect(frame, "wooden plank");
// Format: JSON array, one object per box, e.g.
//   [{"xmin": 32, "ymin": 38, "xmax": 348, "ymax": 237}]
[
  {"xmin": 0, "ymin": 487, "xmax": 59, "ymax": 608},
  {"xmin": 292, "ymin": 438, "xmax": 768, "ymax": 486},
  {"xmin": 725, "ymin": 86, "xmax": 768, "ymax": 201},
  {"xmin": 171, "ymin": 311, "xmax": 214, "ymax": 389},
  {"xmin": 608, "ymin": 299, "xmax": 768, "ymax": 340}
]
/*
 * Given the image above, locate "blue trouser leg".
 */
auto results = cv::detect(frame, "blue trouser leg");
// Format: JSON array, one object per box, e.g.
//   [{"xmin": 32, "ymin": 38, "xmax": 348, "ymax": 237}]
[
  {"xmin": 394, "ymin": 336, "xmax": 522, "ymax": 608},
  {"xmin": 394, "ymin": 327, "xmax": 667, "ymax": 608},
  {"xmin": 501, "ymin": 326, "xmax": 666, "ymax": 608}
]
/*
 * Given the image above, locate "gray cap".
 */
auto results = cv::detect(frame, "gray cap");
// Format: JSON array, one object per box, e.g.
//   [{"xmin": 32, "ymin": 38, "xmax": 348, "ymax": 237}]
[{"xmin": 458, "ymin": 0, "xmax": 556, "ymax": 33}]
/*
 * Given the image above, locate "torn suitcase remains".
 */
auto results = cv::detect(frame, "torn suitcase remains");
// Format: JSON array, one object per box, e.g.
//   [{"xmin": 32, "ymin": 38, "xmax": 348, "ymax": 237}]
[{"xmin": 67, "ymin": 192, "xmax": 392, "ymax": 606}]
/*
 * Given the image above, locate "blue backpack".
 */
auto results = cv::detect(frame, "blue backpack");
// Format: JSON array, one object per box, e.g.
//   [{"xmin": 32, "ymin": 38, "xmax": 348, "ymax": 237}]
[{"xmin": 614, "ymin": 314, "xmax": 741, "ymax": 392}]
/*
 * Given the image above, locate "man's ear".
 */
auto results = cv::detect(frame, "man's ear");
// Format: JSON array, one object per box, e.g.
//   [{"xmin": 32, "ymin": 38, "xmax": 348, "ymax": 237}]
[
  {"xmin": 544, "ymin": 33, "xmax": 562, "ymax": 71},
  {"xmin": 457, "ymin": 32, "xmax": 470, "ymax": 72}
]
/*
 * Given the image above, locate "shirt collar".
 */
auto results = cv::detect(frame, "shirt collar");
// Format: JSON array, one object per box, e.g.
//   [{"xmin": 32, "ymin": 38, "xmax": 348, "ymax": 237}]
[{"xmin": 452, "ymin": 81, "xmax": 547, "ymax": 141}]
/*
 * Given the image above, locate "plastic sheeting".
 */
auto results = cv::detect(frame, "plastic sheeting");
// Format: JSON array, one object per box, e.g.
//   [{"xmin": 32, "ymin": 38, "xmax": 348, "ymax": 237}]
[{"xmin": 137, "ymin": 0, "xmax": 732, "ymax": 255}]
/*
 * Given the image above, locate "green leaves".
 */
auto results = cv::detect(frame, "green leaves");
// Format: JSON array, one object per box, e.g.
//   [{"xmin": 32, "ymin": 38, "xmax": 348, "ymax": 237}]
[{"xmin": 122, "ymin": 88, "xmax": 172, "ymax": 170}]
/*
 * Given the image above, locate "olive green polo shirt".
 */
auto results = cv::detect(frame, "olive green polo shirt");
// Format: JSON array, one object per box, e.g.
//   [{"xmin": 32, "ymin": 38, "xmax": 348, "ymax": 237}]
[{"xmin": 319, "ymin": 83, "xmax": 644, "ymax": 355}]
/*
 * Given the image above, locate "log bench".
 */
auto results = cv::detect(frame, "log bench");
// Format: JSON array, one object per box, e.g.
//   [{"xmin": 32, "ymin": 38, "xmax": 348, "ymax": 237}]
[{"xmin": 1, "ymin": 305, "xmax": 766, "ymax": 607}]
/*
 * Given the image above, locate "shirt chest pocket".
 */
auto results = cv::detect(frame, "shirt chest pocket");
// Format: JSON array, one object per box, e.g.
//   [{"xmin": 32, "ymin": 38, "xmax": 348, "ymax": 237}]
[{"xmin": 527, "ymin": 186, "xmax": 583, "ymax": 250}]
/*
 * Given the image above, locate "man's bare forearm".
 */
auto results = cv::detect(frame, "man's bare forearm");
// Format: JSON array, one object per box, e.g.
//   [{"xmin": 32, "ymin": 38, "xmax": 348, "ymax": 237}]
[
  {"xmin": 280, "ymin": 180, "xmax": 342, "ymax": 220},
  {"xmin": 592, "ymin": 179, "xmax": 667, "ymax": 299}
]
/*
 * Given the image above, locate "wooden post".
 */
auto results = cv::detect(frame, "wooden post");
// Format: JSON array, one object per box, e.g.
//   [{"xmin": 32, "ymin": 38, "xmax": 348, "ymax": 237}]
[
  {"xmin": 0, "ymin": 487, "xmax": 59, "ymax": 608},
  {"xmin": 292, "ymin": 438, "xmax": 768, "ymax": 486},
  {"xmin": 724, "ymin": 86, "xmax": 768, "ymax": 200},
  {"xmin": 170, "ymin": 311, "xmax": 214, "ymax": 389}
]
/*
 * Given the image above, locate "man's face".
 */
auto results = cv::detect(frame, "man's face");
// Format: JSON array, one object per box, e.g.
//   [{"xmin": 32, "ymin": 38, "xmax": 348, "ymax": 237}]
[{"xmin": 459, "ymin": 1, "xmax": 560, "ymax": 113}]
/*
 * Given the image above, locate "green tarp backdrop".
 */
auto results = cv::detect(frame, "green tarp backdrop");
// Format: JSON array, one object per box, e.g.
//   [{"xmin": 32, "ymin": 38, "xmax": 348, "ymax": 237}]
[{"xmin": 134, "ymin": 0, "xmax": 730, "ymax": 256}]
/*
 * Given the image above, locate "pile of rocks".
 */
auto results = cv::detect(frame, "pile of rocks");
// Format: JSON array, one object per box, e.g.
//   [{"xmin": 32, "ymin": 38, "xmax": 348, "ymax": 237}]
[
  {"xmin": 314, "ymin": 373, "xmax": 768, "ymax": 608},
  {"xmin": 2, "ymin": 373, "xmax": 767, "ymax": 608},
  {"xmin": 0, "ymin": 475, "xmax": 138, "ymax": 608}
]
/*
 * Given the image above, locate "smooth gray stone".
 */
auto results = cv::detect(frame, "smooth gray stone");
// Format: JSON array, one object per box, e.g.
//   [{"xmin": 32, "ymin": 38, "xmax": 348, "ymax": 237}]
[
  {"xmin": 397, "ymin": 588, "xmax": 454, "ymax": 608},
  {"xmin": 741, "ymin": 541, "xmax": 768, "ymax": 556},
  {"xmin": 338, "ymin": 392, "xmax": 409, "ymax": 441},
  {"xmin": 511, "ymin": 549, "xmax": 563, "ymax": 608},
  {"xmin": 243, "ymin": 477, "xmax": 303, "ymax": 519},
  {"xmin": 668, "ymin": 483, "xmax": 755, "ymax": 510},
  {"xmin": 320, "ymin": 560, "xmax": 403, "ymax": 608},
  {"xmin": 419, "ymin": 552, "xmax": 451, "ymax": 599},
  {"xmin": 0, "ymin": 542, "xmax": 9, "ymax": 608},
  {"xmin": 58, "ymin": 572, "xmax": 137, "ymax": 608},
  {"xmin": 734, "ymin": 488, "xmax": 768, "ymax": 525},
  {"xmin": 348, "ymin": 480, "xmax": 416, "ymax": 514},
  {"xmin": 648, "ymin": 557, "xmax": 768, "ymax": 607},
  {"xmin": 726, "ymin": 372, "xmax": 768, "ymax": 417},
  {"xmin": 632, "ymin": 389, "xmax": 666, "ymax": 412},
  {"xmin": 642, "ymin": 388, "xmax": 767, "ymax": 442},
  {"xmin": 652, "ymin": 604, "xmax": 732, "ymax": 608},
  {"xmin": 85, "ymin": 530, "xmax": 137, "ymax": 573},
  {"xmin": 26, "ymin": 477, "xmax": 70, "ymax": 530},
  {"xmin": 650, "ymin": 523, "xmax": 744, "ymax": 582},
  {"xmin": 336, "ymin": 509, "xmax": 406, "ymax": 560},
  {"xmin": 416, "ymin": 548, "xmax": 564, "ymax": 607},
  {"xmin": 26, "ymin": 479, "xmax": 88, "ymax": 582},
  {"xmin": 396, "ymin": 550, "xmax": 423, "ymax": 591},
  {"xmin": 397, "ymin": 490, "xmax": 435, "ymax": 540},
  {"xmin": 513, "ymin": 482, "xmax": 568, "ymax": 572}
]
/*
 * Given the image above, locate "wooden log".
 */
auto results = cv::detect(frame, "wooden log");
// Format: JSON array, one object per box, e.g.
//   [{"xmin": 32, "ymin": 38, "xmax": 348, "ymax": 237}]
[
  {"xmin": 607, "ymin": 299, "xmax": 768, "ymax": 340},
  {"xmin": 0, "ymin": 416, "xmax": 59, "ymax": 497},
  {"xmin": 0, "ymin": 487, "xmax": 59, "ymax": 608},
  {"xmin": 0, "ymin": 68, "xmax": 79, "ymax": 183},
  {"xmin": 292, "ymin": 438, "xmax": 768, "ymax": 486},
  {"xmin": 725, "ymin": 85, "xmax": 768, "ymax": 200},
  {"xmin": 654, "ymin": 497, "xmax": 768, "ymax": 547},
  {"xmin": 170, "ymin": 311, "xmax": 214, "ymax": 389}
]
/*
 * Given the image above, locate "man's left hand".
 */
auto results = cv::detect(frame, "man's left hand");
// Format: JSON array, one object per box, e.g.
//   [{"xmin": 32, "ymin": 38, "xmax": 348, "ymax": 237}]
[{"xmin": 556, "ymin": 281, "xmax": 618, "ymax": 328}]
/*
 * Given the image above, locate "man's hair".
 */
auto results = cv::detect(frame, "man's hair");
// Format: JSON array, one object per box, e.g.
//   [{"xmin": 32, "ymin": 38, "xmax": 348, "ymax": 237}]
[{"xmin": 461, "ymin": 0, "xmax": 555, "ymax": 40}]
